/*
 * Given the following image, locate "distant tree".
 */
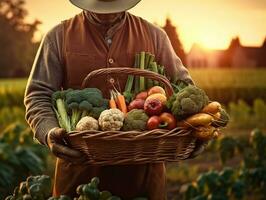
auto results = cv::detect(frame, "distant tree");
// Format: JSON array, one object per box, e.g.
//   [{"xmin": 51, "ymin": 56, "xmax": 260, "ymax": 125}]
[
  {"xmin": 228, "ymin": 37, "xmax": 241, "ymax": 51},
  {"xmin": 263, "ymin": 37, "xmax": 266, "ymax": 48},
  {"xmin": 162, "ymin": 17, "xmax": 187, "ymax": 66},
  {"xmin": 0, "ymin": 0, "xmax": 41, "ymax": 77},
  {"xmin": 258, "ymin": 37, "xmax": 266, "ymax": 67}
]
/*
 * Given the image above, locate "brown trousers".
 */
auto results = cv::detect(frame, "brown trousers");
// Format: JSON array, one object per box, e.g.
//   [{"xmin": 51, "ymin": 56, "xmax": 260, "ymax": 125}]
[{"xmin": 53, "ymin": 159, "xmax": 166, "ymax": 199}]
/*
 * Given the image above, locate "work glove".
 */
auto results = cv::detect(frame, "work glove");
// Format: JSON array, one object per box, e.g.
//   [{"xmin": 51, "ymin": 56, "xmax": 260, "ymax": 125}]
[{"xmin": 46, "ymin": 127, "xmax": 86, "ymax": 164}]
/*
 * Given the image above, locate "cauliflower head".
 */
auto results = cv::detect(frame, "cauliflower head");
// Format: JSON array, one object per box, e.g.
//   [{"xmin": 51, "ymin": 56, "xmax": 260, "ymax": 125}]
[
  {"xmin": 98, "ymin": 108, "xmax": 124, "ymax": 131},
  {"xmin": 122, "ymin": 109, "xmax": 149, "ymax": 131},
  {"xmin": 169, "ymin": 85, "xmax": 209, "ymax": 119},
  {"xmin": 76, "ymin": 116, "xmax": 99, "ymax": 131}
]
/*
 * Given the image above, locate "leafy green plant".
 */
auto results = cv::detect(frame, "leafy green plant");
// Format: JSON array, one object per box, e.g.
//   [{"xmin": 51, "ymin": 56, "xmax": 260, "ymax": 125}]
[
  {"xmin": 253, "ymin": 99, "xmax": 266, "ymax": 123},
  {"xmin": 0, "ymin": 106, "xmax": 26, "ymax": 130},
  {"xmin": 0, "ymin": 123, "xmax": 49, "ymax": 199},
  {"xmin": 6, "ymin": 176, "xmax": 148, "ymax": 200},
  {"xmin": 181, "ymin": 129, "xmax": 266, "ymax": 200},
  {"xmin": 228, "ymin": 99, "xmax": 266, "ymax": 129},
  {"xmin": 0, "ymin": 84, "xmax": 25, "ymax": 109}
]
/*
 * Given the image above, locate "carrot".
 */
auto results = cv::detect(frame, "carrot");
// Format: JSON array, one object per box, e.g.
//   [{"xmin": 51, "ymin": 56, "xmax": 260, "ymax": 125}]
[
  {"xmin": 201, "ymin": 101, "xmax": 221, "ymax": 114},
  {"xmin": 110, "ymin": 81, "xmax": 128, "ymax": 114},
  {"xmin": 109, "ymin": 90, "xmax": 117, "ymax": 109},
  {"xmin": 116, "ymin": 92, "xmax": 127, "ymax": 114}
]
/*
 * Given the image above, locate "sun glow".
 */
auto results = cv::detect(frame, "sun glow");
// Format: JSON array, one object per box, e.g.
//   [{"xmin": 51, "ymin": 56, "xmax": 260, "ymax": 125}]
[
  {"xmin": 25, "ymin": 0, "xmax": 266, "ymax": 52},
  {"xmin": 198, "ymin": 32, "xmax": 230, "ymax": 50}
]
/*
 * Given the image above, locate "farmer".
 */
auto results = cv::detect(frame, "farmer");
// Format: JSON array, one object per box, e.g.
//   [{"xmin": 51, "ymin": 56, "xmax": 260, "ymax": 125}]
[{"xmin": 24, "ymin": 0, "xmax": 206, "ymax": 199}]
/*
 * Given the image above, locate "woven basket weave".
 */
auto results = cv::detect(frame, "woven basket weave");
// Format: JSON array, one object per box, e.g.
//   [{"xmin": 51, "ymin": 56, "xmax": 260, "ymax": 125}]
[{"xmin": 67, "ymin": 67, "xmax": 197, "ymax": 165}]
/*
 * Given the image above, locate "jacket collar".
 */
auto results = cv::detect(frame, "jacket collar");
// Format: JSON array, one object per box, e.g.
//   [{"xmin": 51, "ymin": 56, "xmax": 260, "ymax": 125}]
[{"xmin": 84, "ymin": 11, "xmax": 127, "ymax": 37}]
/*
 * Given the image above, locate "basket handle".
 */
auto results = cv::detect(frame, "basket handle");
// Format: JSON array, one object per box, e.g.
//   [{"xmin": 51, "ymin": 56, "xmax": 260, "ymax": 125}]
[{"xmin": 81, "ymin": 67, "xmax": 174, "ymax": 97}]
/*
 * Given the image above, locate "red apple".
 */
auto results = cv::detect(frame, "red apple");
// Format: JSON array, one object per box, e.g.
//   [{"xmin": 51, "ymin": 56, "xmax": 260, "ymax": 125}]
[
  {"xmin": 128, "ymin": 99, "xmax": 145, "ymax": 111},
  {"xmin": 148, "ymin": 86, "xmax": 166, "ymax": 96},
  {"xmin": 159, "ymin": 112, "xmax": 177, "ymax": 130},
  {"xmin": 144, "ymin": 98, "xmax": 163, "ymax": 116},
  {"xmin": 146, "ymin": 93, "xmax": 167, "ymax": 105},
  {"xmin": 147, "ymin": 113, "xmax": 177, "ymax": 130}
]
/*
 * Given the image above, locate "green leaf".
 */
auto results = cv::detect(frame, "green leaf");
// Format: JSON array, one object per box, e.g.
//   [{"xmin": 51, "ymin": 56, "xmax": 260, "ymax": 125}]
[{"xmin": 16, "ymin": 148, "xmax": 44, "ymax": 174}]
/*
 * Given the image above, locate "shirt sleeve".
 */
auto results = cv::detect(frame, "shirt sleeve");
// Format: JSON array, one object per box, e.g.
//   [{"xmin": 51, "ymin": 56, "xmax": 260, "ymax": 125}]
[
  {"xmin": 24, "ymin": 24, "xmax": 64, "ymax": 145},
  {"xmin": 154, "ymin": 29, "xmax": 194, "ymax": 85}
]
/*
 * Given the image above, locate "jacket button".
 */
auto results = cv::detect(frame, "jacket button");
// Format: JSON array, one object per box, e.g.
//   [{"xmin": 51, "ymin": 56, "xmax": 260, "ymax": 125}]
[
  {"xmin": 107, "ymin": 39, "xmax": 112, "ymax": 45},
  {"xmin": 108, "ymin": 58, "xmax": 114, "ymax": 64}
]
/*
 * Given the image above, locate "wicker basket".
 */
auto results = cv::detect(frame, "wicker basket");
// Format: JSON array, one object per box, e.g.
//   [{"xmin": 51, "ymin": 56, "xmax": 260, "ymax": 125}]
[{"xmin": 67, "ymin": 67, "xmax": 197, "ymax": 165}]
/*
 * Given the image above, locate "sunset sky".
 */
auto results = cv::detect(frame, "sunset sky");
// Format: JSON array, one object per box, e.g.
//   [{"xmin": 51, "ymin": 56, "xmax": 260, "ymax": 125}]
[{"xmin": 25, "ymin": 0, "xmax": 266, "ymax": 52}]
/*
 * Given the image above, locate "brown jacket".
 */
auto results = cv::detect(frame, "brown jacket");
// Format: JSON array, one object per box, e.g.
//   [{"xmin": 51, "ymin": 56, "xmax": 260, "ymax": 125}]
[{"xmin": 24, "ymin": 11, "xmax": 193, "ymax": 200}]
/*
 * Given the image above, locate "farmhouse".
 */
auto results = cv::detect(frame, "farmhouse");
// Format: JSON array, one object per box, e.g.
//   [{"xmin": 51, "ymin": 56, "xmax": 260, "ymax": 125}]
[{"xmin": 187, "ymin": 37, "xmax": 266, "ymax": 68}]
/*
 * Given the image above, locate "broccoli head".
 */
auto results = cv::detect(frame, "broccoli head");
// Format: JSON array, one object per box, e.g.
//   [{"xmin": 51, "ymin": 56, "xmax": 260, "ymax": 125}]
[
  {"xmin": 79, "ymin": 100, "xmax": 93, "ymax": 118},
  {"xmin": 81, "ymin": 92, "xmax": 104, "ymax": 107},
  {"xmin": 169, "ymin": 85, "xmax": 209, "ymax": 119},
  {"xmin": 122, "ymin": 109, "xmax": 149, "ymax": 131},
  {"xmin": 65, "ymin": 89, "xmax": 106, "ymax": 128},
  {"xmin": 52, "ymin": 88, "xmax": 109, "ymax": 131},
  {"xmin": 65, "ymin": 90, "xmax": 83, "ymax": 105},
  {"xmin": 83, "ymin": 87, "xmax": 102, "ymax": 95}
]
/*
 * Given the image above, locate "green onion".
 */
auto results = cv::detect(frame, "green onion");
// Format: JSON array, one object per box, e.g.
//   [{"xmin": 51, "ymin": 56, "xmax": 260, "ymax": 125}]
[
  {"xmin": 145, "ymin": 54, "xmax": 155, "ymax": 89},
  {"xmin": 139, "ymin": 51, "xmax": 146, "ymax": 91},
  {"xmin": 134, "ymin": 53, "xmax": 140, "ymax": 94},
  {"xmin": 144, "ymin": 52, "xmax": 151, "ymax": 69},
  {"xmin": 150, "ymin": 62, "xmax": 159, "ymax": 86},
  {"xmin": 123, "ymin": 63, "xmax": 135, "ymax": 103}
]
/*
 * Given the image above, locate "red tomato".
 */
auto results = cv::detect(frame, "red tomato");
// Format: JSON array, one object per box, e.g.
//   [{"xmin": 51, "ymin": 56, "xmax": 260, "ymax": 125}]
[{"xmin": 147, "ymin": 116, "xmax": 161, "ymax": 130}]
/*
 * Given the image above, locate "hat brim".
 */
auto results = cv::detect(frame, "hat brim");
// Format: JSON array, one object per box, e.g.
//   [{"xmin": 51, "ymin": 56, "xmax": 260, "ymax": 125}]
[{"xmin": 69, "ymin": 0, "xmax": 141, "ymax": 14}]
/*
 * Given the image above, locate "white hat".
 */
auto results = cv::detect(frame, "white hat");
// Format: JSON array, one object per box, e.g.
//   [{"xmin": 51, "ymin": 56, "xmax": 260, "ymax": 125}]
[{"xmin": 69, "ymin": 0, "xmax": 142, "ymax": 14}]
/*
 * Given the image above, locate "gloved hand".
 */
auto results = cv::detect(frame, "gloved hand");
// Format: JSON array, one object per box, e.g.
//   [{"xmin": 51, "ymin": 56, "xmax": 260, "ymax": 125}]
[{"xmin": 46, "ymin": 127, "xmax": 86, "ymax": 164}]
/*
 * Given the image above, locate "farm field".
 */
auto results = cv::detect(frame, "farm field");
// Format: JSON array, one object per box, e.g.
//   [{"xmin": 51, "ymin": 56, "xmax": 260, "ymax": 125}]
[
  {"xmin": 1, "ymin": 68, "xmax": 266, "ymax": 103},
  {"xmin": 0, "ymin": 78, "xmax": 27, "ymax": 88},
  {"xmin": 189, "ymin": 68, "xmax": 266, "ymax": 88},
  {"xmin": 191, "ymin": 68, "xmax": 266, "ymax": 104},
  {"xmin": 0, "ymin": 68, "xmax": 266, "ymax": 199},
  {"xmin": 1, "ymin": 68, "xmax": 266, "ymax": 88}
]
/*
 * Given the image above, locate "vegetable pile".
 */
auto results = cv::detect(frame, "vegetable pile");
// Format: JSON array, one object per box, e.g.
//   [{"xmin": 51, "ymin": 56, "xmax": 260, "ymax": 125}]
[
  {"xmin": 51, "ymin": 51, "xmax": 229, "ymax": 141},
  {"xmin": 52, "ymin": 88, "xmax": 109, "ymax": 132},
  {"xmin": 5, "ymin": 176, "xmax": 147, "ymax": 200}
]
